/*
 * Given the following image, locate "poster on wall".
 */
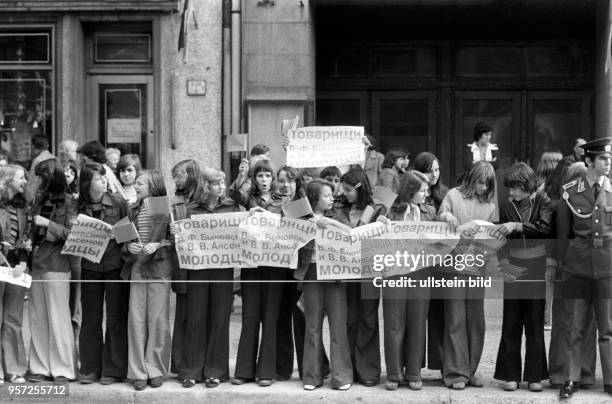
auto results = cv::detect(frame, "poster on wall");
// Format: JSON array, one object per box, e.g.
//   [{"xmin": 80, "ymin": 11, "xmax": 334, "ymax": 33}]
[{"xmin": 107, "ymin": 118, "xmax": 141, "ymax": 143}]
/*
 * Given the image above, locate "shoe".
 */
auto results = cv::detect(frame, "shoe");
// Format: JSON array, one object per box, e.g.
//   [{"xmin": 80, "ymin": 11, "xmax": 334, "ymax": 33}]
[
  {"xmin": 559, "ymin": 381, "xmax": 578, "ymax": 399},
  {"xmin": 54, "ymin": 376, "xmax": 70, "ymax": 383},
  {"xmin": 134, "ymin": 380, "xmax": 147, "ymax": 391},
  {"xmin": 604, "ymin": 384, "xmax": 612, "ymax": 395},
  {"xmin": 27, "ymin": 374, "xmax": 48, "ymax": 383},
  {"xmin": 529, "ymin": 382, "xmax": 543, "ymax": 392},
  {"xmin": 232, "ymin": 377, "xmax": 247, "ymax": 385},
  {"xmin": 182, "ymin": 378, "xmax": 196, "ymax": 388},
  {"xmin": 149, "ymin": 376, "xmax": 163, "ymax": 388},
  {"xmin": 468, "ymin": 375, "xmax": 483, "ymax": 387},
  {"xmin": 100, "ymin": 376, "xmax": 122, "ymax": 385},
  {"xmin": 386, "ymin": 381, "xmax": 399, "ymax": 390},
  {"xmin": 503, "ymin": 381, "xmax": 518, "ymax": 391},
  {"xmin": 304, "ymin": 384, "xmax": 317, "ymax": 391},
  {"xmin": 8, "ymin": 375, "xmax": 26, "ymax": 384},
  {"xmin": 362, "ymin": 379, "xmax": 377, "ymax": 387},
  {"xmin": 408, "ymin": 380, "xmax": 423, "ymax": 390},
  {"xmin": 451, "ymin": 382, "xmax": 465, "ymax": 390},
  {"xmin": 258, "ymin": 379, "xmax": 272, "ymax": 387},
  {"xmin": 205, "ymin": 378, "xmax": 220, "ymax": 388},
  {"xmin": 79, "ymin": 372, "xmax": 98, "ymax": 384},
  {"xmin": 336, "ymin": 383, "xmax": 351, "ymax": 390}
]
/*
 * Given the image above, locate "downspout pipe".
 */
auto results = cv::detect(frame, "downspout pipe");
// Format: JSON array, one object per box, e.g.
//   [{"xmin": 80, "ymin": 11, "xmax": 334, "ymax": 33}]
[
  {"xmin": 222, "ymin": 0, "xmax": 232, "ymax": 175},
  {"xmin": 231, "ymin": 0, "xmax": 242, "ymax": 137}
]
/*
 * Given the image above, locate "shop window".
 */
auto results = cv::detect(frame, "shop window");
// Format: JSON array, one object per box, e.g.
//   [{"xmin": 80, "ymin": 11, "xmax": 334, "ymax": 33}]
[
  {"xmin": 525, "ymin": 46, "xmax": 589, "ymax": 77},
  {"xmin": 378, "ymin": 99, "xmax": 429, "ymax": 155},
  {"xmin": 0, "ymin": 27, "xmax": 53, "ymax": 166}
]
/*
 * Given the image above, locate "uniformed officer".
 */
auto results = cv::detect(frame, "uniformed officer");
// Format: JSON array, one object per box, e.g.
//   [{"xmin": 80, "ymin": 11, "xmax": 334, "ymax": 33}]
[{"xmin": 557, "ymin": 137, "xmax": 612, "ymax": 399}]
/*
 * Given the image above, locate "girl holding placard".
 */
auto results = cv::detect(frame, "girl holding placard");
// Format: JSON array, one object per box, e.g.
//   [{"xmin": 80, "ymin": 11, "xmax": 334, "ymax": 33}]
[{"xmin": 77, "ymin": 163, "xmax": 129, "ymax": 385}]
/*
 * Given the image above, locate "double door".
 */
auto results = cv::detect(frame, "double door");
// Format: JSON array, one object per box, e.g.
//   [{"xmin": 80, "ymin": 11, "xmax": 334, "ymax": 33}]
[{"xmin": 317, "ymin": 90, "xmax": 592, "ymax": 187}]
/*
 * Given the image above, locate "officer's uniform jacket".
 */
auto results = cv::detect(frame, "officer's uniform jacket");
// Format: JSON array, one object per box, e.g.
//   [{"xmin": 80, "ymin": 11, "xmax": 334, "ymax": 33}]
[{"xmin": 556, "ymin": 174, "xmax": 612, "ymax": 279}]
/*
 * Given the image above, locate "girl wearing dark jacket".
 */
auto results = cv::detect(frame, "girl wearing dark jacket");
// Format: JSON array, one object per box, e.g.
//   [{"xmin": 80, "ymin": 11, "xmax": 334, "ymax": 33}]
[
  {"xmin": 383, "ymin": 170, "xmax": 437, "ymax": 391},
  {"xmin": 494, "ymin": 163, "xmax": 552, "ymax": 392},
  {"xmin": 77, "ymin": 163, "xmax": 129, "ymax": 385},
  {"xmin": 233, "ymin": 159, "xmax": 285, "ymax": 386},
  {"xmin": 176, "ymin": 168, "xmax": 244, "ymax": 388},
  {"xmin": 333, "ymin": 167, "xmax": 385, "ymax": 386},
  {"xmin": 28, "ymin": 158, "xmax": 78, "ymax": 382},
  {"xmin": 170, "ymin": 159, "xmax": 205, "ymax": 380}
]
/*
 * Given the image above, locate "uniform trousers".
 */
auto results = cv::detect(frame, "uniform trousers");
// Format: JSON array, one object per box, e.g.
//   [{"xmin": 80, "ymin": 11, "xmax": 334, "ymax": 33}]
[
  {"xmin": 382, "ymin": 270, "xmax": 430, "ymax": 382},
  {"xmin": 347, "ymin": 281, "xmax": 381, "ymax": 382},
  {"xmin": 234, "ymin": 267, "xmax": 284, "ymax": 380},
  {"xmin": 442, "ymin": 275, "xmax": 484, "ymax": 386},
  {"xmin": 79, "ymin": 268, "xmax": 129, "ymax": 378},
  {"xmin": 548, "ymin": 289, "xmax": 596, "ymax": 385},
  {"xmin": 0, "ymin": 282, "xmax": 26, "ymax": 380},
  {"xmin": 563, "ymin": 274, "xmax": 612, "ymax": 385},
  {"xmin": 302, "ymin": 264, "xmax": 352, "ymax": 388},
  {"xmin": 29, "ymin": 271, "xmax": 75, "ymax": 379},
  {"xmin": 127, "ymin": 272, "xmax": 171, "ymax": 381},
  {"xmin": 178, "ymin": 268, "xmax": 233, "ymax": 382}
]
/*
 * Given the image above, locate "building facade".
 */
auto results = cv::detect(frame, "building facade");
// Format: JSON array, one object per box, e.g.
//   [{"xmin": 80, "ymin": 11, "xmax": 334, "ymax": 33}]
[{"xmin": 1, "ymin": 0, "xmax": 611, "ymax": 186}]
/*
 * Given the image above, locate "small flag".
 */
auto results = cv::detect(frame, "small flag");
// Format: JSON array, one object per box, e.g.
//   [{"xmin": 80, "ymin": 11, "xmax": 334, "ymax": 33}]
[
  {"xmin": 145, "ymin": 196, "xmax": 171, "ymax": 216},
  {"xmin": 225, "ymin": 134, "xmax": 249, "ymax": 153},
  {"xmin": 112, "ymin": 217, "xmax": 140, "ymax": 244},
  {"xmin": 372, "ymin": 186, "xmax": 398, "ymax": 212},
  {"xmin": 282, "ymin": 197, "xmax": 313, "ymax": 219}
]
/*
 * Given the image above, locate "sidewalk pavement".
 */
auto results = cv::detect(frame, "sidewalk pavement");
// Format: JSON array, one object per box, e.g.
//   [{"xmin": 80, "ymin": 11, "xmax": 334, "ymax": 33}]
[{"xmin": 11, "ymin": 296, "xmax": 608, "ymax": 403}]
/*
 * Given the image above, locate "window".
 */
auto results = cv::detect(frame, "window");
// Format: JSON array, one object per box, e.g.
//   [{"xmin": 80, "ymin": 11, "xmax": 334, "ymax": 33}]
[{"xmin": 0, "ymin": 27, "xmax": 54, "ymax": 165}]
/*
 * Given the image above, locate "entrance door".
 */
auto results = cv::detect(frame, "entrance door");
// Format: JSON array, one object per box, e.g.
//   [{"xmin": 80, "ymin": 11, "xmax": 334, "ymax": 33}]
[
  {"xmin": 372, "ymin": 91, "xmax": 437, "ymax": 160},
  {"xmin": 88, "ymin": 75, "xmax": 154, "ymax": 167}
]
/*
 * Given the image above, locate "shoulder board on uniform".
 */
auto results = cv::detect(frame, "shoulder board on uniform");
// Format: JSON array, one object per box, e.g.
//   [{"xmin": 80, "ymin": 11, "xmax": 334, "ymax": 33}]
[{"xmin": 562, "ymin": 180, "xmax": 577, "ymax": 190}]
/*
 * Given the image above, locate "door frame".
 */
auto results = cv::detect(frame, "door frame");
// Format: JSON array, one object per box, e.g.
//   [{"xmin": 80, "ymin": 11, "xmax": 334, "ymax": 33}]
[{"xmin": 87, "ymin": 75, "xmax": 154, "ymax": 166}]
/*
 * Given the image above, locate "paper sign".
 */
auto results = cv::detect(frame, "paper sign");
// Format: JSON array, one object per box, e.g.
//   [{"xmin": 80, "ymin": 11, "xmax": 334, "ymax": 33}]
[
  {"xmin": 281, "ymin": 197, "xmax": 313, "ymax": 219},
  {"xmin": 0, "ymin": 266, "xmax": 32, "ymax": 288},
  {"xmin": 225, "ymin": 134, "xmax": 249, "ymax": 153},
  {"xmin": 107, "ymin": 118, "xmax": 141, "ymax": 143},
  {"xmin": 112, "ymin": 217, "xmax": 140, "ymax": 244},
  {"xmin": 286, "ymin": 126, "xmax": 365, "ymax": 168},
  {"xmin": 61, "ymin": 215, "xmax": 113, "ymax": 263},
  {"xmin": 373, "ymin": 186, "xmax": 398, "ymax": 212}
]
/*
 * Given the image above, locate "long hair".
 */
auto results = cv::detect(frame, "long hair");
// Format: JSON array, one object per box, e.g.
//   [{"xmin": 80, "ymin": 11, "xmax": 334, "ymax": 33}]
[
  {"xmin": 171, "ymin": 159, "xmax": 205, "ymax": 202},
  {"xmin": 306, "ymin": 178, "xmax": 333, "ymax": 212},
  {"xmin": 413, "ymin": 152, "xmax": 447, "ymax": 208},
  {"xmin": 249, "ymin": 159, "xmax": 277, "ymax": 197},
  {"xmin": 536, "ymin": 152, "xmax": 562, "ymax": 187},
  {"xmin": 457, "ymin": 161, "xmax": 496, "ymax": 203},
  {"xmin": 138, "ymin": 170, "xmax": 167, "ymax": 198},
  {"xmin": 78, "ymin": 162, "xmax": 107, "ymax": 210},
  {"xmin": 0, "ymin": 165, "xmax": 26, "ymax": 208},
  {"xmin": 34, "ymin": 158, "xmax": 68, "ymax": 203},
  {"xmin": 397, "ymin": 170, "xmax": 430, "ymax": 205},
  {"xmin": 277, "ymin": 165, "xmax": 305, "ymax": 201},
  {"xmin": 381, "ymin": 149, "xmax": 409, "ymax": 169},
  {"xmin": 339, "ymin": 167, "xmax": 373, "ymax": 210},
  {"xmin": 544, "ymin": 158, "xmax": 571, "ymax": 200},
  {"xmin": 64, "ymin": 159, "xmax": 80, "ymax": 195}
]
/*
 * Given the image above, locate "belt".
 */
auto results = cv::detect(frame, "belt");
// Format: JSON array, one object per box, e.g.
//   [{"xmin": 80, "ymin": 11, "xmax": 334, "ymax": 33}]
[
  {"xmin": 572, "ymin": 238, "xmax": 612, "ymax": 249},
  {"xmin": 509, "ymin": 244, "xmax": 546, "ymax": 259}
]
